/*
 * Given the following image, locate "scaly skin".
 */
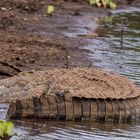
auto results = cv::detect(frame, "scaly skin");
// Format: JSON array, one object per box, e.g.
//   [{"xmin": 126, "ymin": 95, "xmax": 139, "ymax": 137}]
[
  {"xmin": 7, "ymin": 93, "xmax": 140, "ymax": 122},
  {"xmin": 0, "ymin": 68, "xmax": 140, "ymax": 122}
]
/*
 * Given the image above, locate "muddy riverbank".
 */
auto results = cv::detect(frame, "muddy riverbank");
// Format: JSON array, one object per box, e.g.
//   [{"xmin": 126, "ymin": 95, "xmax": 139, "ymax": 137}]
[
  {"xmin": 0, "ymin": 0, "xmax": 139, "ymax": 79},
  {"xmin": 0, "ymin": 0, "xmax": 106, "ymax": 79}
]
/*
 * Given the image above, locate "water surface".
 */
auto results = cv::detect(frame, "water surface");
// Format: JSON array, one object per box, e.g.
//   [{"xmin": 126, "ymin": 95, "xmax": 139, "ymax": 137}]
[
  {"xmin": 12, "ymin": 120, "xmax": 140, "ymax": 140},
  {"xmin": 85, "ymin": 10, "xmax": 140, "ymax": 86}
]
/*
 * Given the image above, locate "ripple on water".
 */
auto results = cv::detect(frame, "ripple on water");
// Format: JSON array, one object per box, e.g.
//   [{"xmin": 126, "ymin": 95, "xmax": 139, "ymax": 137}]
[
  {"xmin": 12, "ymin": 121, "xmax": 140, "ymax": 140},
  {"xmin": 84, "ymin": 11, "xmax": 140, "ymax": 86},
  {"xmin": 0, "ymin": 103, "xmax": 9, "ymax": 120}
]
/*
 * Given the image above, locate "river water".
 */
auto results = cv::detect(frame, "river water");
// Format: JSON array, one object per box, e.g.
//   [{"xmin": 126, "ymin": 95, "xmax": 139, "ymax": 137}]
[
  {"xmin": 12, "ymin": 8, "xmax": 140, "ymax": 140},
  {"xmin": 84, "ymin": 7, "xmax": 140, "ymax": 86},
  {"xmin": 13, "ymin": 120, "xmax": 140, "ymax": 140}
]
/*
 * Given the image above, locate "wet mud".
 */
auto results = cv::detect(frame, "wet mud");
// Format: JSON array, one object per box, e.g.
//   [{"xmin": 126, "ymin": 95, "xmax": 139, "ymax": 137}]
[
  {"xmin": 0, "ymin": 0, "xmax": 139, "ymax": 79},
  {"xmin": 0, "ymin": 0, "xmax": 107, "ymax": 79}
]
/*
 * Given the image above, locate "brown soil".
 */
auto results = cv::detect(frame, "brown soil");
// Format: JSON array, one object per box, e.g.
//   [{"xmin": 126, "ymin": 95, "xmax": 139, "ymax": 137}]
[
  {"xmin": 0, "ymin": 0, "xmax": 99, "ymax": 79},
  {"xmin": 0, "ymin": 0, "xmax": 139, "ymax": 79}
]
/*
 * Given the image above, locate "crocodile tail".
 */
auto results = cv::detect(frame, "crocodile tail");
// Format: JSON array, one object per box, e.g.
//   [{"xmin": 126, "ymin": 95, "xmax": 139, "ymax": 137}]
[
  {"xmin": 72, "ymin": 96, "xmax": 140, "ymax": 122},
  {"xmin": 8, "ymin": 93, "xmax": 140, "ymax": 122}
]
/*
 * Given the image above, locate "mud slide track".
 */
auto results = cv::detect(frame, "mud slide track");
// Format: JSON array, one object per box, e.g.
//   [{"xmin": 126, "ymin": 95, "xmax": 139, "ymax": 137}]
[{"xmin": 0, "ymin": 68, "xmax": 140, "ymax": 122}]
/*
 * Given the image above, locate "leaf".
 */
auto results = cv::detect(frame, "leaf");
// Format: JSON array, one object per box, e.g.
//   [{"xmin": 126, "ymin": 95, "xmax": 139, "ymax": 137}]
[
  {"xmin": 47, "ymin": 5, "xmax": 54, "ymax": 15},
  {"xmin": 109, "ymin": 2, "xmax": 117, "ymax": 10},
  {"xmin": 96, "ymin": 2, "xmax": 102, "ymax": 7},
  {"xmin": 0, "ymin": 120, "xmax": 14, "ymax": 138},
  {"xmin": 89, "ymin": 0, "xmax": 96, "ymax": 5},
  {"xmin": 101, "ymin": 0, "xmax": 107, "ymax": 8},
  {"xmin": 96, "ymin": 0, "xmax": 100, "ymax": 3},
  {"xmin": 0, "ymin": 121, "xmax": 5, "ymax": 138},
  {"xmin": 102, "ymin": 0, "xmax": 111, "ymax": 8},
  {"xmin": 105, "ymin": 0, "xmax": 111, "ymax": 4},
  {"xmin": 4, "ymin": 122, "xmax": 14, "ymax": 136}
]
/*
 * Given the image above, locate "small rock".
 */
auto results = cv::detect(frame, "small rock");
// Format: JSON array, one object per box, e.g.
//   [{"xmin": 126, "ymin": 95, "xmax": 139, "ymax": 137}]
[{"xmin": 0, "ymin": 7, "xmax": 7, "ymax": 11}]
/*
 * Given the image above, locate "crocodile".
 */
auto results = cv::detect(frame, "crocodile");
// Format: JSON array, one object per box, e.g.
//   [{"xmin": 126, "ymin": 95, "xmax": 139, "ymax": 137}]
[{"xmin": 0, "ymin": 68, "xmax": 140, "ymax": 122}]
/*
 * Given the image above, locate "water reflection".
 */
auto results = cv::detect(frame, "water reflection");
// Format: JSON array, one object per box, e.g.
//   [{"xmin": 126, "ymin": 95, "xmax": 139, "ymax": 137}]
[
  {"xmin": 12, "ymin": 120, "xmax": 140, "ymax": 140},
  {"xmin": 85, "ymin": 11, "xmax": 140, "ymax": 86}
]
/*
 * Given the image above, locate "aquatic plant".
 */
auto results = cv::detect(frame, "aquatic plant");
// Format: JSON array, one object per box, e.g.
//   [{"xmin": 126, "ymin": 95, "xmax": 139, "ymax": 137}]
[
  {"xmin": 0, "ymin": 120, "xmax": 14, "ymax": 140},
  {"xmin": 47, "ymin": 5, "xmax": 55, "ymax": 15},
  {"xmin": 89, "ymin": 0, "xmax": 117, "ymax": 9}
]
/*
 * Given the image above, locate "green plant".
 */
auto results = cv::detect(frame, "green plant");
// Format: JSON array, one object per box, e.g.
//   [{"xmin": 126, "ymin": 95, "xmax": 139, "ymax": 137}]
[
  {"xmin": 0, "ymin": 120, "xmax": 14, "ymax": 140},
  {"xmin": 89, "ymin": 0, "xmax": 117, "ymax": 9},
  {"xmin": 47, "ymin": 5, "xmax": 55, "ymax": 15}
]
